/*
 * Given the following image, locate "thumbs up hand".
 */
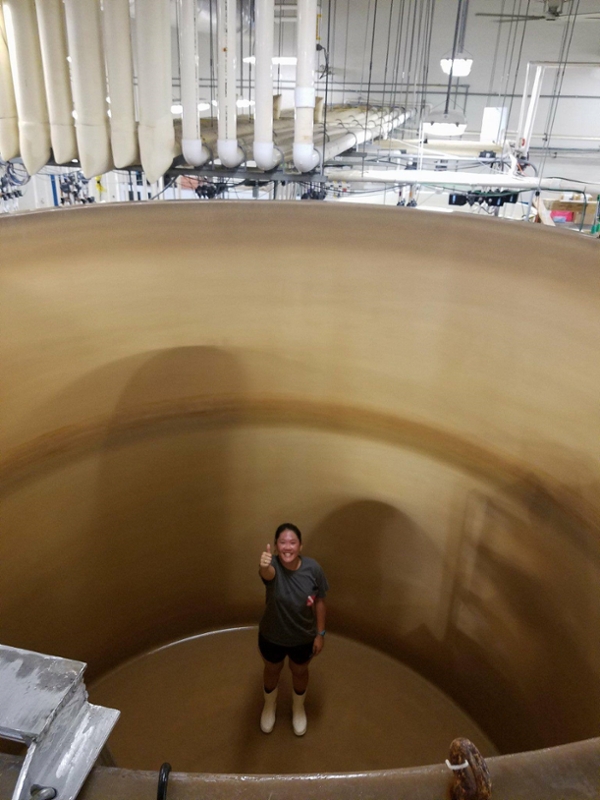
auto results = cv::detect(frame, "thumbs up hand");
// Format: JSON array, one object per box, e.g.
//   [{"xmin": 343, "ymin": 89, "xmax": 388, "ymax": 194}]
[{"xmin": 260, "ymin": 543, "xmax": 273, "ymax": 569}]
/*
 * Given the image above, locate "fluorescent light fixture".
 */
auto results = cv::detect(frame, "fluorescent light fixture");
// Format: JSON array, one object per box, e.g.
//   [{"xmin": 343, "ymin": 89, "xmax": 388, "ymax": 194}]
[
  {"xmin": 171, "ymin": 104, "xmax": 183, "ymax": 115},
  {"xmin": 422, "ymin": 110, "xmax": 467, "ymax": 137},
  {"xmin": 440, "ymin": 55, "xmax": 473, "ymax": 77},
  {"xmin": 243, "ymin": 56, "xmax": 297, "ymax": 66},
  {"xmin": 236, "ymin": 98, "xmax": 255, "ymax": 108},
  {"xmin": 197, "ymin": 102, "xmax": 211, "ymax": 111}
]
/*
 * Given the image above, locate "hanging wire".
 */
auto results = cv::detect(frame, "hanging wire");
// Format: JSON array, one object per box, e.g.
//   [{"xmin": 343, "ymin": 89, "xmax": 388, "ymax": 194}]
[
  {"xmin": 209, "ymin": 0, "xmax": 215, "ymax": 121},
  {"xmin": 342, "ymin": 0, "xmax": 350, "ymax": 104},
  {"xmin": 359, "ymin": 0, "xmax": 373, "ymax": 101},
  {"xmin": 391, "ymin": 0, "xmax": 407, "ymax": 131},
  {"xmin": 402, "ymin": 0, "xmax": 418, "ymax": 122},
  {"xmin": 420, "ymin": 0, "xmax": 436, "ymax": 119},
  {"xmin": 486, "ymin": 0, "xmax": 507, "ymax": 104},
  {"xmin": 362, "ymin": 0, "xmax": 379, "ymax": 157},
  {"xmin": 500, "ymin": 0, "xmax": 531, "ymax": 153},
  {"xmin": 538, "ymin": 0, "xmax": 581, "ymax": 179},
  {"xmin": 380, "ymin": 0, "xmax": 396, "ymax": 126}
]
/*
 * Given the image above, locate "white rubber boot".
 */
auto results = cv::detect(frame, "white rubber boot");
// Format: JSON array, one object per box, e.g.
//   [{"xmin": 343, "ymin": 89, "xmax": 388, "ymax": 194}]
[
  {"xmin": 292, "ymin": 690, "xmax": 307, "ymax": 736},
  {"xmin": 260, "ymin": 687, "xmax": 278, "ymax": 733}
]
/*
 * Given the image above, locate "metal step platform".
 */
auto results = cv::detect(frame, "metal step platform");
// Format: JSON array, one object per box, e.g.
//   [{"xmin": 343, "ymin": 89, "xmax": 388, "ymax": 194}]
[{"xmin": 0, "ymin": 645, "xmax": 119, "ymax": 800}]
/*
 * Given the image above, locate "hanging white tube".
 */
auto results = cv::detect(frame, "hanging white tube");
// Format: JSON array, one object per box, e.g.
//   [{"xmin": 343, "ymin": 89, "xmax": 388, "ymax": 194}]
[
  {"xmin": 293, "ymin": 0, "xmax": 319, "ymax": 173},
  {"xmin": 253, "ymin": 0, "xmax": 280, "ymax": 170},
  {"xmin": 102, "ymin": 0, "xmax": 139, "ymax": 168},
  {"xmin": 63, "ymin": 0, "xmax": 112, "ymax": 177},
  {"xmin": 0, "ymin": 4, "xmax": 18, "ymax": 161},
  {"xmin": 34, "ymin": 0, "xmax": 77, "ymax": 165},
  {"xmin": 134, "ymin": 0, "xmax": 175, "ymax": 182},
  {"xmin": 178, "ymin": 0, "xmax": 209, "ymax": 166},
  {"xmin": 2, "ymin": 0, "xmax": 50, "ymax": 174},
  {"xmin": 217, "ymin": 0, "xmax": 243, "ymax": 168}
]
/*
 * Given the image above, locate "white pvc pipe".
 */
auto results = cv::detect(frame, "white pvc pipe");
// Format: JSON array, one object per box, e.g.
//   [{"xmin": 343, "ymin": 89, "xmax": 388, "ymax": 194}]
[
  {"xmin": 253, "ymin": 0, "xmax": 280, "ymax": 170},
  {"xmin": 0, "ymin": 3, "xmax": 18, "ymax": 161},
  {"xmin": 324, "ymin": 168, "xmax": 600, "ymax": 195},
  {"xmin": 34, "ymin": 0, "xmax": 77, "ymax": 165},
  {"xmin": 2, "ymin": 0, "xmax": 50, "ymax": 174},
  {"xmin": 217, "ymin": 0, "xmax": 243, "ymax": 168},
  {"xmin": 293, "ymin": 0, "xmax": 319, "ymax": 173},
  {"xmin": 178, "ymin": 0, "xmax": 210, "ymax": 167},
  {"xmin": 134, "ymin": 0, "xmax": 175, "ymax": 183},
  {"xmin": 102, "ymin": 0, "xmax": 139, "ymax": 168},
  {"xmin": 63, "ymin": 0, "xmax": 112, "ymax": 177}
]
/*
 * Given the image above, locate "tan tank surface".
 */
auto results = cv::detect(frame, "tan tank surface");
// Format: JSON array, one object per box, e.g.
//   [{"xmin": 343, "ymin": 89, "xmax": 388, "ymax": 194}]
[{"xmin": 1, "ymin": 203, "xmax": 599, "ymax": 798}]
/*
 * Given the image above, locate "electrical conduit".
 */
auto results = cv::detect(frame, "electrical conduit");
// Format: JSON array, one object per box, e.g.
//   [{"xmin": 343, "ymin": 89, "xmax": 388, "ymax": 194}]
[
  {"xmin": 217, "ymin": 0, "xmax": 243, "ymax": 168},
  {"xmin": 1, "ymin": 0, "xmax": 50, "ymax": 174},
  {"xmin": 134, "ymin": 0, "xmax": 175, "ymax": 183},
  {"xmin": 179, "ymin": 0, "xmax": 210, "ymax": 167},
  {"xmin": 253, "ymin": 0, "xmax": 280, "ymax": 170},
  {"xmin": 63, "ymin": 0, "xmax": 112, "ymax": 177},
  {"xmin": 293, "ymin": 0, "xmax": 319, "ymax": 173},
  {"xmin": 0, "ymin": 3, "xmax": 18, "ymax": 161},
  {"xmin": 102, "ymin": 0, "xmax": 139, "ymax": 169},
  {"xmin": 34, "ymin": 0, "xmax": 77, "ymax": 165}
]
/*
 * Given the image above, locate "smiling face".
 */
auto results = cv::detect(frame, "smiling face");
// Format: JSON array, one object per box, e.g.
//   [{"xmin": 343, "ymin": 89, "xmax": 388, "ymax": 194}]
[{"xmin": 275, "ymin": 528, "xmax": 302, "ymax": 570}]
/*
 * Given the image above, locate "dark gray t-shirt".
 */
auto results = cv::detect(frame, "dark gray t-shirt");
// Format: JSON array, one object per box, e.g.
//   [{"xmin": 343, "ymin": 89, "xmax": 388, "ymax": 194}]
[{"xmin": 259, "ymin": 556, "xmax": 329, "ymax": 646}]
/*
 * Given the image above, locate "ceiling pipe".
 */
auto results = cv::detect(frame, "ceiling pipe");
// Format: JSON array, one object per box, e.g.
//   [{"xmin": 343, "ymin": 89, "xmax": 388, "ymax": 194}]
[
  {"xmin": 217, "ymin": 0, "xmax": 244, "ymax": 168},
  {"xmin": 63, "ymin": 0, "xmax": 113, "ymax": 178},
  {"xmin": 293, "ymin": 0, "xmax": 319, "ymax": 173},
  {"xmin": 34, "ymin": 0, "xmax": 77, "ymax": 165},
  {"xmin": 253, "ymin": 0, "xmax": 281, "ymax": 170},
  {"xmin": 178, "ymin": 0, "xmax": 210, "ymax": 167},
  {"xmin": 1, "ymin": 0, "xmax": 50, "ymax": 174},
  {"xmin": 102, "ymin": 0, "xmax": 139, "ymax": 169},
  {"xmin": 0, "ymin": 4, "xmax": 19, "ymax": 161},
  {"xmin": 134, "ymin": 0, "xmax": 175, "ymax": 183}
]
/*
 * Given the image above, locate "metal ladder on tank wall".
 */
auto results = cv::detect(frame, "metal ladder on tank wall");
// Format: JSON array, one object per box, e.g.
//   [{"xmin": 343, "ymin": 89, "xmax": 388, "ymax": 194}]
[{"xmin": 0, "ymin": 644, "xmax": 119, "ymax": 800}]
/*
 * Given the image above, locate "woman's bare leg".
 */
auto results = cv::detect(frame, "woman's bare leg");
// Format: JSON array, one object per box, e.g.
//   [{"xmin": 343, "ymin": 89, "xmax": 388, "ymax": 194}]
[
  {"xmin": 288, "ymin": 659, "xmax": 309, "ymax": 694},
  {"xmin": 263, "ymin": 658, "xmax": 284, "ymax": 691}
]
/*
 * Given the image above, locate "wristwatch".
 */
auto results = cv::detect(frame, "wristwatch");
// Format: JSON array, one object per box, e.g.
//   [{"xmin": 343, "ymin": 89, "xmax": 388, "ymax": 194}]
[{"xmin": 318, "ymin": 630, "xmax": 326, "ymax": 637}]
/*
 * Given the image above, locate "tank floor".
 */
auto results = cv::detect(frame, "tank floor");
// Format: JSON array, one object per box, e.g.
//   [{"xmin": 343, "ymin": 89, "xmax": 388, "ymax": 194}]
[{"xmin": 89, "ymin": 627, "xmax": 496, "ymax": 774}]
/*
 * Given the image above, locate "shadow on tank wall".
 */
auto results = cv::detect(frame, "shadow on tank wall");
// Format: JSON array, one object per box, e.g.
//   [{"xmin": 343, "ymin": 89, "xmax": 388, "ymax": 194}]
[{"xmin": 309, "ymin": 485, "xmax": 600, "ymax": 754}]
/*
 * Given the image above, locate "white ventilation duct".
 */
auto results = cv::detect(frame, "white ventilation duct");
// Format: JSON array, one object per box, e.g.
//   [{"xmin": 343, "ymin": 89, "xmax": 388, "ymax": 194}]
[
  {"xmin": 102, "ymin": 0, "xmax": 139, "ymax": 169},
  {"xmin": 134, "ymin": 0, "xmax": 175, "ymax": 182},
  {"xmin": 293, "ymin": 0, "xmax": 319, "ymax": 173},
  {"xmin": 63, "ymin": 0, "xmax": 112, "ymax": 177},
  {"xmin": 2, "ymin": 0, "xmax": 50, "ymax": 175},
  {"xmin": 253, "ymin": 0, "xmax": 280, "ymax": 170},
  {"xmin": 178, "ymin": 0, "xmax": 210, "ymax": 167},
  {"xmin": 0, "ymin": 3, "xmax": 18, "ymax": 161},
  {"xmin": 34, "ymin": 0, "xmax": 77, "ymax": 165},
  {"xmin": 217, "ymin": 0, "xmax": 243, "ymax": 168}
]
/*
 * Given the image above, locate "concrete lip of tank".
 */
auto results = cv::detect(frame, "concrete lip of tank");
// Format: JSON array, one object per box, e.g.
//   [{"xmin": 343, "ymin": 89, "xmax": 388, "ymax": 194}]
[{"xmin": 1, "ymin": 203, "xmax": 599, "ymax": 796}]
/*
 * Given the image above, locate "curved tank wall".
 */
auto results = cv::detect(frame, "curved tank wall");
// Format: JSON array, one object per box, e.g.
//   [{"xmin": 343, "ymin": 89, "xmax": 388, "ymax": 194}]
[{"xmin": 1, "ymin": 204, "xmax": 599, "ymax": 773}]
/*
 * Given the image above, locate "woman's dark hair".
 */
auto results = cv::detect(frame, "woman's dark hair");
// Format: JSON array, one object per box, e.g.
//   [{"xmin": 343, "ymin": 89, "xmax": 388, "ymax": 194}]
[{"xmin": 274, "ymin": 523, "xmax": 302, "ymax": 543}]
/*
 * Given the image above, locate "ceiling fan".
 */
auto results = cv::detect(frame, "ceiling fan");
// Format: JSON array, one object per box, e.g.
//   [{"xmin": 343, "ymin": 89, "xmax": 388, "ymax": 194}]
[{"xmin": 476, "ymin": 0, "xmax": 600, "ymax": 22}]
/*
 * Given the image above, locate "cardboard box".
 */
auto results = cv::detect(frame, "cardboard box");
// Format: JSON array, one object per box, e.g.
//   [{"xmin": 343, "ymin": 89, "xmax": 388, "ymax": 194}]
[{"xmin": 545, "ymin": 199, "xmax": 597, "ymax": 226}]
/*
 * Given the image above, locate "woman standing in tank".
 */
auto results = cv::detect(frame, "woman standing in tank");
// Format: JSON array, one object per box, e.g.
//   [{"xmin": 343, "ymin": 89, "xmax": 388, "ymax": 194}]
[{"xmin": 258, "ymin": 523, "xmax": 329, "ymax": 736}]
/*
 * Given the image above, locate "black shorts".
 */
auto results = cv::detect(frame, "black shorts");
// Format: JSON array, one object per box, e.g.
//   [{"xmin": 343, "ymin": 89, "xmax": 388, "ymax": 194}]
[{"xmin": 258, "ymin": 633, "xmax": 313, "ymax": 665}]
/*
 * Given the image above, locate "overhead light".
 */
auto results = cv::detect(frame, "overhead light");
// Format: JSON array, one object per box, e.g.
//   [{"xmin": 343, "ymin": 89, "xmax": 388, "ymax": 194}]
[
  {"xmin": 197, "ymin": 102, "xmax": 211, "ymax": 111},
  {"xmin": 440, "ymin": 55, "xmax": 473, "ymax": 77},
  {"xmin": 243, "ymin": 56, "xmax": 297, "ymax": 66},
  {"xmin": 171, "ymin": 104, "xmax": 183, "ymax": 115},
  {"xmin": 423, "ymin": 110, "xmax": 467, "ymax": 137},
  {"xmin": 236, "ymin": 98, "xmax": 255, "ymax": 108}
]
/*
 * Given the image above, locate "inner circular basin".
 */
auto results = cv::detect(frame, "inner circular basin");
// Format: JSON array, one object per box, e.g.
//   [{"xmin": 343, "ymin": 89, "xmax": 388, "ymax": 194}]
[{"xmin": 89, "ymin": 627, "xmax": 497, "ymax": 773}]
